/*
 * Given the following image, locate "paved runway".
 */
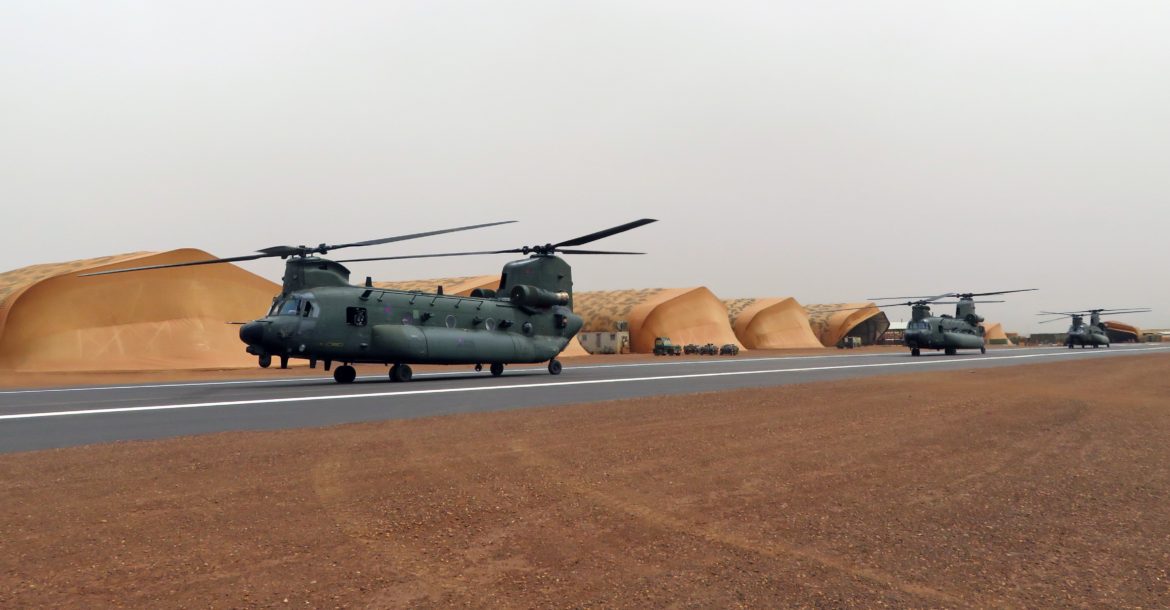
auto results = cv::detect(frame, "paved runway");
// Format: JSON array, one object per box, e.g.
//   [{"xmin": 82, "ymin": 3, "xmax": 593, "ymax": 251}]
[{"xmin": 1, "ymin": 344, "xmax": 1166, "ymax": 453}]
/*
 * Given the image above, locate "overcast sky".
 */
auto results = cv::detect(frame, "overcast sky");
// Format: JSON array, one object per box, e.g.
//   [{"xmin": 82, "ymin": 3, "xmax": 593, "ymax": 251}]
[{"xmin": 2, "ymin": 1, "xmax": 1167, "ymax": 333}]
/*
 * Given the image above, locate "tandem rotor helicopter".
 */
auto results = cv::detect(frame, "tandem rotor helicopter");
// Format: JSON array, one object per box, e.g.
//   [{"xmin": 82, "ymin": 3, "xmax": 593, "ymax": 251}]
[
  {"xmin": 1037, "ymin": 307, "xmax": 1151, "ymax": 349},
  {"xmin": 827, "ymin": 289, "xmax": 1037, "ymax": 356},
  {"xmin": 83, "ymin": 219, "xmax": 658, "ymax": 383}
]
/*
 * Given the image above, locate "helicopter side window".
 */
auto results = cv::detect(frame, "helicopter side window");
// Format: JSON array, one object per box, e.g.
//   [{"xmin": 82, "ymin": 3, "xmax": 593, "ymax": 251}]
[
  {"xmin": 302, "ymin": 300, "xmax": 317, "ymax": 318},
  {"xmin": 346, "ymin": 306, "xmax": 368, "ymax": 327}
]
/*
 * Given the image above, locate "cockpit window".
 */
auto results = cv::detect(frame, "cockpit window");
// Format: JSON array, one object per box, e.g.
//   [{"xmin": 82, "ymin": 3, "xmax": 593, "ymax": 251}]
[
  {"xmin": 908, "ymin": 320, "xmax": 930, "ymax": 330},
  {"xmin": 279, "ymin": 300, "xmax": 300, "ymax": 316}
]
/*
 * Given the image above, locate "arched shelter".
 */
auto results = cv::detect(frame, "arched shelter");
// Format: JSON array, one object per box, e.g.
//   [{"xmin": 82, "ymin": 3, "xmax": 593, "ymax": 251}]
[
  {"xmin": 724, "ymin": 298, "xmax": 823, "ymax": 349},
  {"xmin": 575, "ymin": 288, "xmax": 742, "ymax": 353},
  {"xmin": 804, "ymin": 303, "xmax": 890, "ymax": 347},
  {"xmin": 0, "ymin": 250, "xmax": 279, "ymax": 372},
  {"xmin": 982, "ymin": 321, "xmax": 1013, "ymax": 345},
  {"xmin": 374, "ymin": 275, "xmax": 500, "ymax": 297},
  {"xmin": 1103, "ymin": 321, "xmax": 1141, "ymax": 343}
]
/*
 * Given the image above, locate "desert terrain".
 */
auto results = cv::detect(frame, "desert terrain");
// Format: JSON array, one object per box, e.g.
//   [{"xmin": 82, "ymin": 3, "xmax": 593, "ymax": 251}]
[{"xmin": 2, "ymin": 353, "xmax": 1168, "ymax": 608}]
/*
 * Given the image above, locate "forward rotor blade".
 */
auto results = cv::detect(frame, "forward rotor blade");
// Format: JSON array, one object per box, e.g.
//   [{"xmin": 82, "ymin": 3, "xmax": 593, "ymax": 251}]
[
  {"xmin": 1038, "ymin": 317, "xmax": 1071, "ymax": 324},
  {"xmin": 556, "ymin": 249, "xmax": 646, "ymax": 255},
  {"xmin": 1037, "ymin": 310, "xmax": 1082, "ymax": 316},
  {"xmin": 931, "ymin": 300, "xmax": 1005, "ymax": 304},
  {"xmin": 962, "ymin": 288, "xmax": 1038, "ymax": 297},
  {"xmin": 1096, "ymin": 309, "xmax": 1152, "ymax": 316},
  {"xmin": 809, "ymin": 304, "xmax": 887, "ymax": 313},
  {"xmin": 325, "ymin": 220, "xmax": 517, "ymax": 251},
  {"xmin": 553, "ymin": 219, "xmax": 657, "ymax": 248},
  {"xmin": 867, "ymin": 293, "xmax": 955, "ymax": 303},
  {"xmin": 1096, "ymin": 308, "xmax": 1151, "ymax": 314},
  {"xmin": 79, "ymin": 253, "xmax": 270, "ymax": 277},
  {"xmin": 336, "ymin": 249, "xmax": 522, "ymax": 263}
]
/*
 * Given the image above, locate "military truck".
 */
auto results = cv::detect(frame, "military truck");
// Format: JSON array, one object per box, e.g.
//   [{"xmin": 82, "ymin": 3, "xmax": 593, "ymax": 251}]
[
  {"xmin": 653, "ymin": 337, "xmax": 683, "ymax": 356},
  {"xmin": 837, "ymin": 336, "xmax": 863, "ymax": 349},
  {"xmin": 719, "ymin": 344, "xmax": 740, "ymax": 356}
]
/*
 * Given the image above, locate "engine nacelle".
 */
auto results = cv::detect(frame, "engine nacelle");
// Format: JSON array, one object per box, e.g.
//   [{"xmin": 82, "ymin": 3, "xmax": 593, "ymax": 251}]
[
  {"xmin": 509, "ymin": 284, "xmax": 569, "ymax": 308},
  {"xmin": 965, "ymin": 313, "xmax": 984, "ymax": 325}
]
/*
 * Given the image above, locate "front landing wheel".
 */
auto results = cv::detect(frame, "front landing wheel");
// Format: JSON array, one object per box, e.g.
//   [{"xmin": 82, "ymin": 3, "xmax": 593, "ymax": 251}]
[
  {"xmin": 548, "ymin": 359, "xmax": 563, "ymax": 375},
  {"xmin": 980, "ymin": 345, "xmax": 986, "ymax": 354},
  {"xmin": 490, "ymin": 363, "xmax": 505, "ymax": 377},
  {"xmin": 258, "ymin": 354, "xmax": 272, "ymax": 368},
  {"xmin": 333, "ymin": 365, "xmax": 356, "ymax": 384},
  {"xmin": 911, "ymin": 348, "xmax": 920, "ymax": 357}
]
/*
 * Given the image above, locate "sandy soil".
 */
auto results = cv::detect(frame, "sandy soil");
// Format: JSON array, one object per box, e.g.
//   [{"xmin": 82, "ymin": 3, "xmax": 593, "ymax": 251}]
[
  {"xmin": 2, "ymin": 353, "xmax": 1166, "ymax": 608},
  {"xmin": 0, "ymin": 346, "xmax": 910, "ymax": 388}
]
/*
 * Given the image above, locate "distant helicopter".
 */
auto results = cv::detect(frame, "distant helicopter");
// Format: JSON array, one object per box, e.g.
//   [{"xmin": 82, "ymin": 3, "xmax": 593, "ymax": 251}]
[
  {"xmin": 1037, "ymin": 308, "xmax": 1151, "ymax": 349},
  {"xmin": 825, "ymin": 290, "xmax": 1036, "ymax": 356},
  {"xmin": 83, "ymin": 219, "xmax": 657, "ymax": 383}
]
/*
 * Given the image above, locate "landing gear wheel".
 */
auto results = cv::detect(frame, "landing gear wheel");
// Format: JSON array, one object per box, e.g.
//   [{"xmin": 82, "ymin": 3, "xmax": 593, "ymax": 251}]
[
  {"xmin": 475, "ymin": 363, "xmax": 483, "ymax": 372},
  {"xmin": 258, "ymin": 354, "xmax": 272, "ymax": 368},
  {"xmin": 911, "ymin": 348, "xmax": 920, "ymax": 357},
  {"xmin": 490, "ymin": 363, "xmax": 505, "ymax": 377},
  {"xmin": 980, "ymin": 346, "xmax": 986, "ymax": 354},
  {"xmin": 1093, "ymin": 344, "xmax": 1099, "ymax": 349},
  {"xmin": 944, "ymin": 347, "xmax": 957, "ymax": 356},
  {"xmin": 548, "ymin": 359, "xmax": 563, "ymax": 375},
  {"xmin": 1068, "ymin": 343, "xmax": 1075, "ymax": 349},
  {"xmin": 279, "ymin": 355, "xmax": 289, "ymax": 369},
  {"xmin": 333, "ymin": 365, "xmax": 356, "ymax": 384},
  {"xmin": 389, "ymin": 364, "xmax": 413, "ymax": 382}
]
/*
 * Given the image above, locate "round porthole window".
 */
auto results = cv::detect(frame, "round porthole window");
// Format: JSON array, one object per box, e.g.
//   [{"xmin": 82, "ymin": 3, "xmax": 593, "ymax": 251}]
[
  {"xmin": 445, "ymin": 314, "xmax": 457, "ymax": 328},
  {"xmin": 485, "ymin": 318, "xmax": 496, "ymax": 330}
]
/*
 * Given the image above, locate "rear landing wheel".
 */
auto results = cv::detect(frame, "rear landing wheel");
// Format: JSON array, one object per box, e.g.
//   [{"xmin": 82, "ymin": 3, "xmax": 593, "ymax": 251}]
[
  {"xmin": 548, "ymin": 359, "xmax": 563, "ymax": 375},
  {"xmin": 389, "ymin": 364, "xmax": 413, "ymax": 382},
  {"xmin": 911, "ymin": 348, "xmax": 920, "ymax": 357},
  {"xmin": 980, "ymin": 346, "xmax": 986, "ymax": 354},
  {"xmin": 258, "ymin": 354, "xmax": 272, "ymax": 368},
  {"xmin": 490, "ymin": 363, "xmax": 505, "ymax": 377},
  {"xmin": 333, "ymin": 365, "xmax": 356, "ymax": 384},
  {"xmin": 279, "ymin": 355, "xmax": 289, "ymax": 369},
  {"xmin": 944, "ymin": 347, "xmax": 957, "ymax": 356}
]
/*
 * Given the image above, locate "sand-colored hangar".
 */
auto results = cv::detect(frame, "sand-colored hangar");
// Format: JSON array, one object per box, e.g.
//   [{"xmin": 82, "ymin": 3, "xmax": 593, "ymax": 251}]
[
  {"xmin": 724, "ymin": 298, "xmax": 823, "ymax": 349},
  {"xmin": 0, "ymin": 250, "xmax": 279, "ymax": 372},
  {"xmin": 374, "ymin": 275, "xmax": 500, "ymax": 297},
  {"xmin": 982, "ymin": 321, "xmax": 1013, "ymax": 345},
  {"xmin": 574, "ymin": 288, "xmax": 742, "ymax": 353},
  {"xmin": 1103, "ymin": 320, "xmax": 1142, "ymax": 343},
  {"xmin": 804, "ymin": 303, "xmax": 890, "ymax": 347}
]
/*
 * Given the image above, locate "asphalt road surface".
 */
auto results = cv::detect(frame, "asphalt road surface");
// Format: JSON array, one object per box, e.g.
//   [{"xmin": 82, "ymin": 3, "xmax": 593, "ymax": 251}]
[{"xmin": 1, "ymin": 344, "xmax": 1166, "ymax": 453}]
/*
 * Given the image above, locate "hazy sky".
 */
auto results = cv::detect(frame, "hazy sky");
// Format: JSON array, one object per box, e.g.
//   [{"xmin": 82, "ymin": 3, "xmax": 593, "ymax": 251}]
[{"xmin": 3, "ymin": 1, "xmax": 1168, "ymax": 333}]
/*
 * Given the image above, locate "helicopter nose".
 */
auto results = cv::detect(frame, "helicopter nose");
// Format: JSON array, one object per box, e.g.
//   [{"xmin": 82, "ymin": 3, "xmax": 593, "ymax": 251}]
[{"xmin": 239, "ymin": 321, "xmax": 266, "ymax": 346}]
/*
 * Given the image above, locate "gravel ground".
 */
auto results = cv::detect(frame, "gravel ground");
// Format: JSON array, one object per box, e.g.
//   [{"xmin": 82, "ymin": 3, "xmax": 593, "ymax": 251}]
[{"xmin": 1, "ymin": 353, "xmax": 1167, "ymax": 608}]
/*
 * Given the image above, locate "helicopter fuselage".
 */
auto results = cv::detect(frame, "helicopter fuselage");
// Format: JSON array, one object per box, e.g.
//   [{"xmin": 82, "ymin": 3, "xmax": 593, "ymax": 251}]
[
  {"xmin": 902, "ymin": 301, "xmax": 986, "ymax": 355},
  {"xmin": 1065, "ymin": 315, "xmax": 1109, "ymax": 348},
  {"xmin": 236, "ymin": 255, "xmax": 585, "ymax": 380},
  {"xmin": 240, "ymin": 285, "xmax": 583, "ymax": 367}
]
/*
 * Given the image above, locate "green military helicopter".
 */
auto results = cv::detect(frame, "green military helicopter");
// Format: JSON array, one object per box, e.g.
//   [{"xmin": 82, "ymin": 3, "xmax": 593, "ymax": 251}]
[
  {"xmin": 1037, "ymin": 308, "xmax": 1151, "ymax": 348},
  {"xmin": 84, "ymin": 219, "xmax": 657, "ymax": 383},
  {"xmin": 825, "ymin": 289, "xmax": 1036, "ymax": 356}
]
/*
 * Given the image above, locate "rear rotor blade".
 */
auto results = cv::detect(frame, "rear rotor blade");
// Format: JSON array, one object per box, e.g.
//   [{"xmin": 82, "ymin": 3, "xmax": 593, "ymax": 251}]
[
  {"xmin": 79, "ymin": 253, "xmax": 270, "ymax": 277},
  {"xmin": 553, "ymin": 219, "xmax": 657, "ymax": 248},
  {"xmin": 325, "ymin": 220, "xmax": 517, "ymax": 252}
]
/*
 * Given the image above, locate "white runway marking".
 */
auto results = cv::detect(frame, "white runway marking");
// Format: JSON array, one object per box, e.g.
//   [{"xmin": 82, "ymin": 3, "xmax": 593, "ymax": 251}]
[
  {"xmin": 2, "ymin": 346, "xmax": 1165, "ymax": 421},
  {"xmin": 0, "ymin": 345, "xmax": 1116, "ymax": 395}
]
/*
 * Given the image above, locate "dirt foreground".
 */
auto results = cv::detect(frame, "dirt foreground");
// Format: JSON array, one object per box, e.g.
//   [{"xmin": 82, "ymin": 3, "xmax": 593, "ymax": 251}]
[{"xmin": 2, "ymin": 354, "xmax": 1168, "ymax": 608}]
